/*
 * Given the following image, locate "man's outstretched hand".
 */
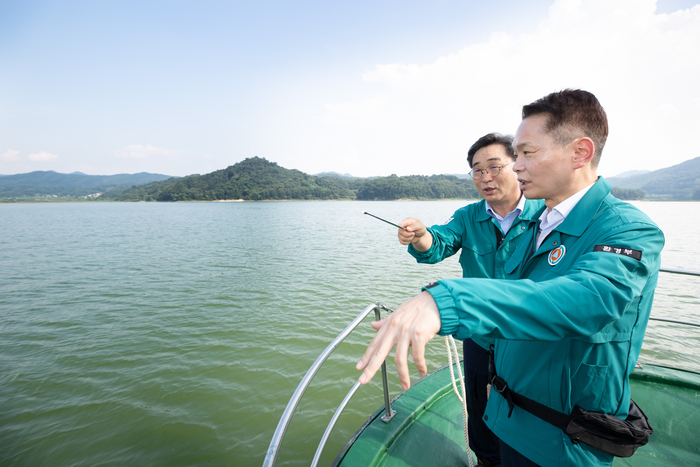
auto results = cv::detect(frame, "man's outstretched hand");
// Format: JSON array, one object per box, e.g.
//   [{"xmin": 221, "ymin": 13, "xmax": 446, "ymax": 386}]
[{"xmin": 356, "ymin": 291, "xmax": 442, "ymax": 390}]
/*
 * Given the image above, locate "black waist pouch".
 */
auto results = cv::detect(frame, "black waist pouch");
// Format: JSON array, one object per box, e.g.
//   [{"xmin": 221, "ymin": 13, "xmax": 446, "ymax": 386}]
[
  {"xmin": 490, "ymin": 356, "xmax": 654, "ymax": 458},
  {"xmin": 564, "ymin": 400, "xmax": 653, "ymax": 457}
]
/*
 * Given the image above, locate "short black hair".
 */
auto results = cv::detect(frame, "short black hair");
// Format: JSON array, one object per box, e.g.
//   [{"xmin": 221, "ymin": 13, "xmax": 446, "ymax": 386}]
[
  {"xmin": 467, "ymin": 133, "xmax": 515, "ymax": 168},
  {"xmin": 522, "ymin": 89, "xmax": 608, "ymax": 166}
]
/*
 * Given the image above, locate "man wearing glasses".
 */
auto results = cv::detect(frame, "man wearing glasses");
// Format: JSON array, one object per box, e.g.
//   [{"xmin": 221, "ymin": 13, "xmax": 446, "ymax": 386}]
[{"xmin": 397, "ymin": 133, "xmax": 544, "ymax": 467}]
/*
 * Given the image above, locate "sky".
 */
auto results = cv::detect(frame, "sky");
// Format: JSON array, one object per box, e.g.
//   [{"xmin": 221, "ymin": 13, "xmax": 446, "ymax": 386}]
[{"xmin": 1, "ymin": 0, "xmax": 699, "ymax": 178}]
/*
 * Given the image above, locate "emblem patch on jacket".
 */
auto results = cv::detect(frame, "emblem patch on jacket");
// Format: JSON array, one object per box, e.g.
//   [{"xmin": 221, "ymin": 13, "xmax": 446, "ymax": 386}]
[
  {"xmin": 443, "ymin": 216, "xmax": 454, "ymax": 225},
  {"xmin": 594, "ymin": 245, "xmax": 642, "ymax": 260},
  {"xmin": 548, "ymin": 245, "xmax": 566, "ymax": 266}
]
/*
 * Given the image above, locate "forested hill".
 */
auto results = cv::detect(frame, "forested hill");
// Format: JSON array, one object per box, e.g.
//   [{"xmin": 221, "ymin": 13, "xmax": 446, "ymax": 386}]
[
  {"xmin": 355, "ymin": 174, "xmax": 479, "ymax": 200},
  {"xmin": 102, "ymin": 157, "xmax": 480, "ymax": 201},
  {"xmin": 103, "ymin": 157, "xmax": 356, "ymax": 201},
  {"xmin": 607, "ymin": 156, "xmax": 700, "ymax": 200}
]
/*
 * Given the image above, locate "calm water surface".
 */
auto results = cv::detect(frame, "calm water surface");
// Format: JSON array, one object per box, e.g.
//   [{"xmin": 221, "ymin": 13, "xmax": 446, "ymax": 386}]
[{"xmin": 1, "ymin": 200, "xmax": 698, "ymax": 467}]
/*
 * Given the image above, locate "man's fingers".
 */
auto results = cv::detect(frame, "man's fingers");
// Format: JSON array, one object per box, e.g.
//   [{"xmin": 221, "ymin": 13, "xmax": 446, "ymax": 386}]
[
  {"xmin": 398, "ymin": 223, "xmax": 415, "ymax": 245},
  {"xmin": 412, "ymin": 339, "xmax": 428, "ymax": 377},
  {"xmin": 398, "ymin": 218, "xmax": 414, "ymax": 229},
  {"xmin": 357, "ymin": 292, "xmax": 442, "ymax": 389},
  {"xmin": 358, "ymin": 332, "xmax": 398, "ymax": 385},
  {"xmin": 358, "ymin": 355, "xmax": 382, "ymax": 384},
  {"xmin": 356, "ymin": 317, "xmax": 391, "ymax": 372},
  {"xmin": 394, "ymin": 336, "xmax": 412, "ymax": 390},
  {"xmin": 356, "ymin": 327, "xmax": 382, "ymax": 370},
  {"xmin": 398, "ymin": 234, "xmax": 415, "ymax": 245}
]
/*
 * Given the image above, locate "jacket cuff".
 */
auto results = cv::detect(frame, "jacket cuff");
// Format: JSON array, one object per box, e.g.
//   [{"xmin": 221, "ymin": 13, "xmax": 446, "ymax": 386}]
[{"xmin": 422, "ymin": 281, "xmax": 459, "ymax": 336}]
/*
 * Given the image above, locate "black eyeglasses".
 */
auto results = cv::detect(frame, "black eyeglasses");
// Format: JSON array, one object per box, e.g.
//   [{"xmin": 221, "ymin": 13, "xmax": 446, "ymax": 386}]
[{"xmin": 468, "ymin": 162, "xmax": 513, "ymax": 180}]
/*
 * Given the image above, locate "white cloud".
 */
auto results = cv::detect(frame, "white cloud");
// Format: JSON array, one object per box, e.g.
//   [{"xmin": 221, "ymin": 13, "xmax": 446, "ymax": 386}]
[
  {"xmin": 324, "ymin": 94, "xmax": 390, "ymax": 125},
  {"xmin": 0, "ymin": 149, "xmax": 21, "ymax": 162},
  {"xmin": 28, "ymin": 151, "xmax": 59, "ymax": 162},
  {"xmin": 116, "ymin": 144, "xmax": 173, "ymax": 159},
  {"xmin": 303, "ymin": 0, "xmax": 700, "ymax": 177}
]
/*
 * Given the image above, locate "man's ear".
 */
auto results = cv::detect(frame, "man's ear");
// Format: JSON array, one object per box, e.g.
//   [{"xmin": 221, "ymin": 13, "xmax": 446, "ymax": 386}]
[{"xmin": 572, "ymin": 137, "xmax": 595, "ymax": 169}]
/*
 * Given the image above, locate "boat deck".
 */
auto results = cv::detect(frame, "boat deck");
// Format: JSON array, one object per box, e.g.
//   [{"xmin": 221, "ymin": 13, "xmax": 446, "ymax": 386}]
[
  {"xmin": 334, "ymin": 363, "xmax": 700, "ymax": 467},
  {"xmin": 614, "ymin": 363, "xmax": 700, "ymax": 466}
]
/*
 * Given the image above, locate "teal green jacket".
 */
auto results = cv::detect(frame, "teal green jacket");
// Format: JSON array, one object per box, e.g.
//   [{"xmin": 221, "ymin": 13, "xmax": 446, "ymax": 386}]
[
  {"xmin": 408, "ymin": 197, "xmax": 544, "ymax": 348},
  {"xmin": 424, "ymin": 178, "xmax": 664, "ymax": 466}
]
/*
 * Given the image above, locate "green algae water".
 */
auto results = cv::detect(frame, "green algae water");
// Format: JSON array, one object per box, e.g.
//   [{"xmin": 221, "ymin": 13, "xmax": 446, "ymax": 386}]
[{"xmin": 1, "ymin": 200, "xmax": 698, "ymax": 467}]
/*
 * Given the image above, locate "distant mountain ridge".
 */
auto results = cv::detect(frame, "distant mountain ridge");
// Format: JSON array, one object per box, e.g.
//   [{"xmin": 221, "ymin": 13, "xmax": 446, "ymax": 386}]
[
  {"xmin": 607, "ymin": 156, "xmax": 700, "ymax": 200},
  {"xmin": 313, "ymin": 171, "xmax": 360, "ymax": 179},
  {"xmin": 611, "ymin": 169, "xmax": 650, "ymax": 178},
  {"xmin": 0, "ymin": 170, "xmax": 174, "ymax": 187},
  {"xmin": 0, "ymin": 170, "xmax": 174, "ymax": 198}
]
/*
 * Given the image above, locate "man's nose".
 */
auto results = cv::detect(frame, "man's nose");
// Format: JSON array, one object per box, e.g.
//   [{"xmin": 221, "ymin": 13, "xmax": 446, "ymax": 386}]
[{"xmin": 513, "ymin": 156, "xmax": 524, "ymax": 173}]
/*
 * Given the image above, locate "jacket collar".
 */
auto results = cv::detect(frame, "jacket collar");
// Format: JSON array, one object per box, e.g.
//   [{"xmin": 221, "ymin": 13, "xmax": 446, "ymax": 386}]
[
  {"xmin": 527, "ymin": 176, "xmax": 612, "ymax": 237},
  {"xmin": 520, "ymin": 196, "xmax": 545, "ymax": 222},
  {"xmin": 476, "ymin": 195, "xmax": 542, "ymax": 223},
  {"xmin": 476, "ymin": 199, "xmax": 492, "ymax": 222}
]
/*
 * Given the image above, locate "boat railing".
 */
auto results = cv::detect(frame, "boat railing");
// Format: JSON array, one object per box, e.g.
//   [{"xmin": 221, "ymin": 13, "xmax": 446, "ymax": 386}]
[
  {"xmin": 263, "ymin": 302, "xmax": 397, "ymax": 467},
  {"xmin": 652, "ymin": 267, "xmax": 700, "ymax": 327},
  {"xmin": 659, "ymin": 266, "xmax": 700, "ymax": 277},
  {"xmin": 649, "ymin": 316, "xmax": 700, "ymax": 327}
]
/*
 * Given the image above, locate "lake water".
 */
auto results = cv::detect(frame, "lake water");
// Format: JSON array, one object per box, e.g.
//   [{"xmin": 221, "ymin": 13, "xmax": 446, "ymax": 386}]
[{"xmin": 1, "ymin": 200, "xmax": 698, "ymax": 467}]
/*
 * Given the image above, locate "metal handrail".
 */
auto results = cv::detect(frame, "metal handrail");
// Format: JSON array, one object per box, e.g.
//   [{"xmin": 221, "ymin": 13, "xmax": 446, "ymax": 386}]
[
  {"xmin": 660, "ymin": 267, "xmax": 700, "ymax": 277},
  {"xmin": 649, "ymin": 316, "xmax": 700, "ymax": 328},
  {"xmin": 263, "ymin": 303, "xmax": 395, "ymax": 467},
  {"xmin": 652, "ymin": 267, "xmax": 700, "ymax": 327},
  {"xmin": 311, "ymin": 381, "xmax": 362, "ymax": 467}
]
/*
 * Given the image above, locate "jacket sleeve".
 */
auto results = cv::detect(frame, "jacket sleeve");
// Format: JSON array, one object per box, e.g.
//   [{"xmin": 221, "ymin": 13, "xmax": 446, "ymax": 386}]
[
  {"xmin": 426, "ymin": 222, "xmax": 664, "ymax": 341},
  {"xmin": 408, "ymin": 210, "xmax": 466, "ymax": 264}
]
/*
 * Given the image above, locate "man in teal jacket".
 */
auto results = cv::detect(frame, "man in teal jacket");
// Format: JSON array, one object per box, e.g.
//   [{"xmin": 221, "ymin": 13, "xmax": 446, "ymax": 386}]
[
  {"xmin": 357, "ymin": 89, "xmax": 664, "ymax": 467},
  {"xmin": 398, "ymin": 132, "xmax": 543, "ymax": 467}
]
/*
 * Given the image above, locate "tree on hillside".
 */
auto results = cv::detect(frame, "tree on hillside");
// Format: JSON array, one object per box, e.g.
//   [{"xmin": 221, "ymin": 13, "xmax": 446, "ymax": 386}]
[
  {"xmin": 356, "ymin": 174, "xmax": 479, "ymax": 200},
  {"xmin": 611, "ymin": 187, "xmax": 646, "ymax": 200}
]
